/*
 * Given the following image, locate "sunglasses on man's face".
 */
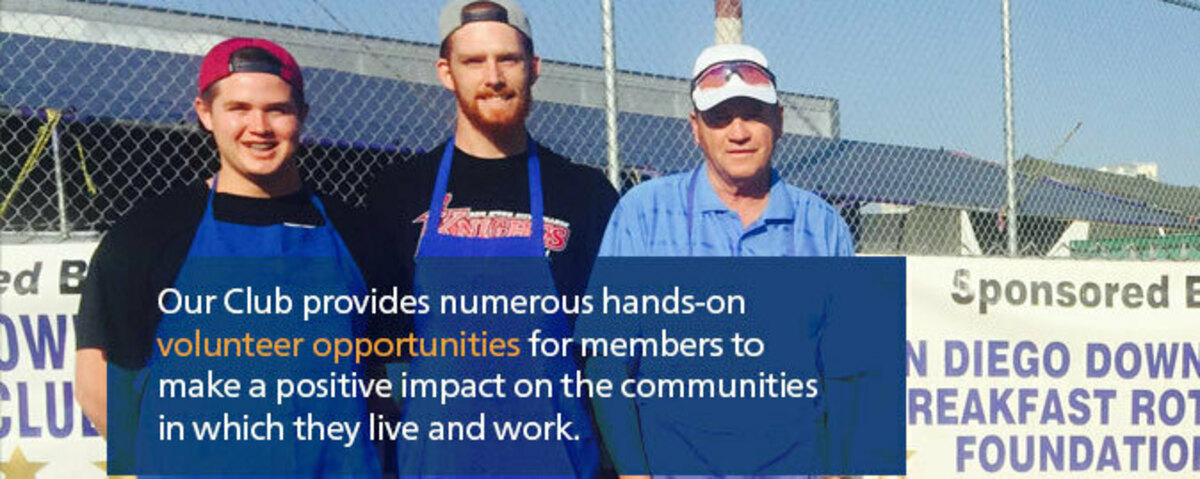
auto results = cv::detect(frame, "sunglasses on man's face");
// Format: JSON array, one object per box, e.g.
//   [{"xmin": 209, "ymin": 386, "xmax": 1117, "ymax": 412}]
[
  {"xmin": 698, "ymin": 99, "xmax": 777, "ymax": 128},
  {"xmin": 691, "ymin": 61, "xmax": 776, "ymax": 91}
]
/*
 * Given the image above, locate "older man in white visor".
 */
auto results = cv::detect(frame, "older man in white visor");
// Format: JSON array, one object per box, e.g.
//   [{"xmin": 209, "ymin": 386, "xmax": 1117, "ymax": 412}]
[
  {"xmin": 599, "ymin": 43, "xmax": 853, "ymax": 257},
  {"xmin": 589, "ymin": 44, "xmax": 856, "ymax": 479}
]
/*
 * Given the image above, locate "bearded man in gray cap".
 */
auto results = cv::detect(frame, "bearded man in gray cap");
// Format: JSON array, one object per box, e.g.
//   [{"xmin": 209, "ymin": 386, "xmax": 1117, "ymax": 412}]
[{"xmin": 368, "ymin": 1, "xmax": 614, "ymax": 477}]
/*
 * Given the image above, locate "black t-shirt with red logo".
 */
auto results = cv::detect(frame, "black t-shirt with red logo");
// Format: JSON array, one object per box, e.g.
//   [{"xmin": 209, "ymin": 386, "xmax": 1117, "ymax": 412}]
[{"xmin": 367, "ymin": 141, "xmax": 619, "ymax": 298}]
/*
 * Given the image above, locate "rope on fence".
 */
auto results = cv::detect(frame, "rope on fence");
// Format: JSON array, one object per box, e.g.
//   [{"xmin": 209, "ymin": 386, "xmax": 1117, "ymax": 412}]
[{"xmin": 0, "ymin": 108, "xmax": 98, "ymax": 221}]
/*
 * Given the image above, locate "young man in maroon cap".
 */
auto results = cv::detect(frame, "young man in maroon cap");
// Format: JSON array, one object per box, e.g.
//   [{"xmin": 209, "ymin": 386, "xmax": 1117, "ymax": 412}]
[
  {"xmin": 75, "ymin": 38, "xmax": 392, "ymax": 475},
  {"xmin": 367, "ymin": 1, "xmax": 615, "ymax": 477}
]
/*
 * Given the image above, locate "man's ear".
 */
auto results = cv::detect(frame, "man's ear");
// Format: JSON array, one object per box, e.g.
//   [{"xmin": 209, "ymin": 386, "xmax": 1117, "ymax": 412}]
[
  {"xmin": 297, "ymin": 102, "xmax": 309, "ymax": 127},
  {"xmin": 194, "ymin": 96, "xmax": 214, "ymax": 132},
  {"xmin": 530, "ymin": 55, "xmax": 541, "ymax": 86},
  {"xmin": 436, "ymin": 57, "xmax": 456, "ymax": 92},
  {"xmin": 689, "ymin": 110, "xmax": 702, "ymax": 146},
  {"xmin": 771, "ymin": 103, "xmax": 784, "ymax": 139}
]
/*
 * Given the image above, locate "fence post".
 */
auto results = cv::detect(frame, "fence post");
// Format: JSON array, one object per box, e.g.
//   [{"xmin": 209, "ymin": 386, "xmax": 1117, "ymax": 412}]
[
  {"xmin": 602, "ymin": 0, "xmax": 621, "ymax": 189},
  {"xmin": 51, "ymin": 118, "xmax": 70, "ymax": 240},
  {"xmin": 1002, "ymin": 0, "xmax": 1019, "ymax": 257}
]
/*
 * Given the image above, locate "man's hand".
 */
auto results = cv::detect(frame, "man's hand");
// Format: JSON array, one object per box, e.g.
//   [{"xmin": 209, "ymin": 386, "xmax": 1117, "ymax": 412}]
[{"xmin": 74, "ymin": 348, "xmax": 108, "ymax": 437}]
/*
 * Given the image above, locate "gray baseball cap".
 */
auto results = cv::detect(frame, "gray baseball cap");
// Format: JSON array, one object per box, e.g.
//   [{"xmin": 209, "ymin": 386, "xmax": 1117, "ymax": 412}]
[{"xmin": 438, "ymin": 0, "xmax": 532, "ymax": 44}]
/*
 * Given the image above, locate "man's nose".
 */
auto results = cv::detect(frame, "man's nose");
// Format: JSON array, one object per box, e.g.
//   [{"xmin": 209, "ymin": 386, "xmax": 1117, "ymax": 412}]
[
  {"xmin": 484, "ymin": 58, "xmax": 505, "ymax": 88},
  {"xmin": 727, "ymin": 117, "xmax": 751, "ymax": 142},
  {"xmin": 248, "ymin": 110, "xmax": 272, "ymax": 134}
]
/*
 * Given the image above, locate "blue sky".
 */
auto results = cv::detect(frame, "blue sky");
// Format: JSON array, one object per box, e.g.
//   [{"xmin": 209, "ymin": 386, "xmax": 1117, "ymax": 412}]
[{"xmin": 124, "ymin": 0, "xmax": 1200, "ymax": 186}]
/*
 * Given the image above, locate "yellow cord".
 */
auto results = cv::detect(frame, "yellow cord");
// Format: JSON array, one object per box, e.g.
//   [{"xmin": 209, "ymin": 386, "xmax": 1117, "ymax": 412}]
[
  {"xmin": 77, "ymin": 137, "xmax": 99, "ymax": 196},
  {"xmin": 0, "ymin": 109, "xmax": 61, "ymax": 219},
  {"xmin": 0, "ymin": 109, "xmax": 99, "ymax": 221}
]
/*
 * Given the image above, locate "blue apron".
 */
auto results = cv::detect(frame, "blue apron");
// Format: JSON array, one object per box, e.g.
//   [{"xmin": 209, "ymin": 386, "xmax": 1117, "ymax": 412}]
[
  {"xmin": 130, "ymin": 176, "xmax": 381, "ymax": 477},
  {"xmin": 397, "ymin": 138, "xmax": 600, "ymax": 477}
]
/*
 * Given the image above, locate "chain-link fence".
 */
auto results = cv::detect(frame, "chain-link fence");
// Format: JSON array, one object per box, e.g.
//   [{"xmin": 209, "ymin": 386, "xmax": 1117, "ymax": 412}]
[{"xmin": 2, "ymin": 0, "xmax": 1199, "ymax": 258}]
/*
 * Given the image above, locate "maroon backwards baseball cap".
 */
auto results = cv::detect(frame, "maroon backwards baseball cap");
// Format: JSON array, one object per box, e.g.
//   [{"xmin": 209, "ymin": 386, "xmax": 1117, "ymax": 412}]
[{"xmin": 197, "ymin": 37, "xmax": 303, "ymax": 97}]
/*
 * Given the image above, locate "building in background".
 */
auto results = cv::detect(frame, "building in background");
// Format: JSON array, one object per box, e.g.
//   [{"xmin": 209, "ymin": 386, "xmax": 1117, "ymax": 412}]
[
  {"xmin": 1099, "ymin": 162, "xmax": 1159, "ymax": 181},
  {"xmin": 2, "ymin": 0, "xmax": 1198, "ymax": 258}
]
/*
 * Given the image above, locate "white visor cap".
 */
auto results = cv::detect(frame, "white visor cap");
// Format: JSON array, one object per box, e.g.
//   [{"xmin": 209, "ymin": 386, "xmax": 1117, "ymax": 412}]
[{"xmin": 690, "ymin": 44, "xmax": 778, "ymax": 112}]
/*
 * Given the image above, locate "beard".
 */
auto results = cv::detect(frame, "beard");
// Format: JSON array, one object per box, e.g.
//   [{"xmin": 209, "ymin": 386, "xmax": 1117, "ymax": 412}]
[{"xmin": 457, "ymin": 86, "xmax": 531, "ymax": 136}]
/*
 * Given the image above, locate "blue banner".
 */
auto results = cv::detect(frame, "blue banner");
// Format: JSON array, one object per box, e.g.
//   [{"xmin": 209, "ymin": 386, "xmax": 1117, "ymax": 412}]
[{"xmin": 106, "ymin": 257, "xmax": 905, "ymax": 476}]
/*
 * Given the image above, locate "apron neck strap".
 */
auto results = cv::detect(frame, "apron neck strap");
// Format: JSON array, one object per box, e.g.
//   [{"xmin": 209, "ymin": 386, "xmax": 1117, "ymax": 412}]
[
  {"xmin": 202, "ymin": 173, "xmax": 220, "ymax": 222},
  {"xmin": 526, "ymin": 140, "xmax": 544, "ymax": 244}
]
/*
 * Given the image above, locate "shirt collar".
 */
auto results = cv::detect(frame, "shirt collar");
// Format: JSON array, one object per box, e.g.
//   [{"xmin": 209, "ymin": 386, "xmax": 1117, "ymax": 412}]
[{"xmin": 694, "ymin": 164, "xmax": 795, "ymax": 222}]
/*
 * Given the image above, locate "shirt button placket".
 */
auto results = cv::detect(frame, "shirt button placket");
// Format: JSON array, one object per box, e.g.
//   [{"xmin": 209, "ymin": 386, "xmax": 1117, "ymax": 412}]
[{"xmin": 737, "ymin": 226, "xmax": 747, "ymax": 256}]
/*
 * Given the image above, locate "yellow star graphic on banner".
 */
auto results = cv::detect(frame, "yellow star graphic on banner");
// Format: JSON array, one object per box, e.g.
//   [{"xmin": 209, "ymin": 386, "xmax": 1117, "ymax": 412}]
[
  {"xmin": 899, "ymin": 449, "xmax": 915, "ymax": 478},
  {"xmin": 1, "ymin": 447, "xmax": 47, "ymax": 479}
]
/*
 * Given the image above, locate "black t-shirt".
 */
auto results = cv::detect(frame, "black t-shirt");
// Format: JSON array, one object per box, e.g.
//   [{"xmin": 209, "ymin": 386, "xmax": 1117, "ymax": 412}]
[
  {"xmin": 367, "ymin": 141, "xmax": 619, "ymax": 298},
  {"xmin": 75, "ymin": 181, "xmax": 406, "ymax": 369}
]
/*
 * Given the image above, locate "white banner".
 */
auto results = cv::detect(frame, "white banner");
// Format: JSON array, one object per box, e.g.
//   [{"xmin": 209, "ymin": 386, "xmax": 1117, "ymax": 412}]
[
  {"xmin": 4, "ymin": 246, "xmax": 1198, "ymax": 477},
  {"xmin": 905, "ymin": 256, "xmax": 1200, "ymax": 478},
  {"xmin": 1, "ymin": 242, "xmax": 105, "ymax": 478}
]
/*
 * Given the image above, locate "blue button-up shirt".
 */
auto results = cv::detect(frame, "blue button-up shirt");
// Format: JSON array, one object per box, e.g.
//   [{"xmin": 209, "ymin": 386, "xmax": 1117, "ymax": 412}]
[
  {"xmin": 599, "ymin": 165, "xmax": 854, "ymax": 257},
  {"xmin": 592, "ymin": 165, "xmax": 851, "ymax": 479}
]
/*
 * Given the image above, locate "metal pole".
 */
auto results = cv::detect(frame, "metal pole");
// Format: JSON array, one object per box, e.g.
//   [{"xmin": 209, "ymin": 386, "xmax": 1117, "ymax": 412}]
[
  {"xmin": 715, "ymin": 0, "xmax": 743, "ymax": 44},
  {"xmin": 602, "ymin": 0, "xmax": 621, "ymax": 189},
  {"xmin": 1002, "ymin": 0, "xmax": 1018, "ymax": 256},
  {"xmin": 52, "ymin": 122, "xmax": 69, "ymax": 240}
]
